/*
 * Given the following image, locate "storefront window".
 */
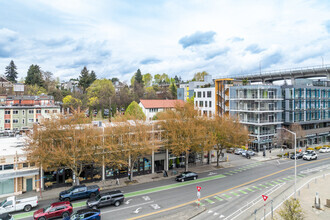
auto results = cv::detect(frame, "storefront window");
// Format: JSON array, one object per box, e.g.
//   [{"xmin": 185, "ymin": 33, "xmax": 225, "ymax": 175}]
[{"xmin": 0, "ymin": 179, "xmax": 14, "ymax": 195}]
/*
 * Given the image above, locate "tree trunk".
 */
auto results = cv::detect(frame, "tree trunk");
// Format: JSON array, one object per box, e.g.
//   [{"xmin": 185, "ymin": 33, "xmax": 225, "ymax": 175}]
[{"xmin": 185, "ymin": 151, "xmax": 189, "ymax": 172}]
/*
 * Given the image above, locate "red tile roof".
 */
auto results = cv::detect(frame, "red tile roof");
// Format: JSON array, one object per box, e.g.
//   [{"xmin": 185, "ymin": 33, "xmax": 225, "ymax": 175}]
[{"xmin": 139, "ymin": 99, "xmax": 185, "ymax": 109}]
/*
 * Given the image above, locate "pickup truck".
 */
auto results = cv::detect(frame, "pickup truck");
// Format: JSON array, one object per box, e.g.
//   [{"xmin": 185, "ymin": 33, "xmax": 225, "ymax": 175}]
[
  {"xmin": 0, "ymin": 196, "xmax": 38, "ymax": 214},
  {"xmin": 59, "ymin": 185, "xmax": 100, "ymax": 202},
  {"xmin": 86, "ymin": 190, "xmax": 124, "ymax": 209}
]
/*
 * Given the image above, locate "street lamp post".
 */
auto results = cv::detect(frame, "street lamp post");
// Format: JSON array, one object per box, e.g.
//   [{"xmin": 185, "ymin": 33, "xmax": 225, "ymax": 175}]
[{"xmin": 277, "ymin": 127, "xmax": 297, "ymax": 199}]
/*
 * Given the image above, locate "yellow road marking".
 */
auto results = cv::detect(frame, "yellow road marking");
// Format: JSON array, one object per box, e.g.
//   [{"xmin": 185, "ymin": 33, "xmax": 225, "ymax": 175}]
[{"xmin": 128, "ymin": 157, "xmax": 330, "ymax": 220}]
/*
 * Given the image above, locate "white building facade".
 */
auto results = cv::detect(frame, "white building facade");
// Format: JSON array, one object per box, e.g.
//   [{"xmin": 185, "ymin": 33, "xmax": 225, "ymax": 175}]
[{"xmin": 194, "ymin": 87, "xmax": 215, "ymax": 117}]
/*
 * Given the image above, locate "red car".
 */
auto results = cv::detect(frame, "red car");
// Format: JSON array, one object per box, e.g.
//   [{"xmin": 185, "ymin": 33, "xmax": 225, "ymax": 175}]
[{"xmin": 33, "ymin": 201, "xmax": 72, "ymax": 220}]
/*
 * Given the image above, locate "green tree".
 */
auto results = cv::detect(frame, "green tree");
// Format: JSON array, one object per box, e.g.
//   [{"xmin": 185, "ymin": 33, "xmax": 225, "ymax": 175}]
[
  {"xmin": 143, "ymin": 73, "xmax": 152, "ymax": 87},
  {"xmin": 145, "ymin": 87, "xmax": 157, "ymax": 99},
  {"xmin": 87, "ymin": 79, "xmax": 115, "ymax": 112},
  {"xmin": 63, "ymin": 95, "xmax": 82, "ymax": 110},
  {"xmin": 125, "ymin": 101, "xmax": 146, "ymax": 120},
  {"xmin": 90, "ymin": 70, "xmax": 97, "ymax": 84},
  {"xmin": 135, "ymin": 69, "xmax": 143, "ymax": 84},
  {"xmin": 193, "ymin": 71, "xmax": 208, "ymax": 81},
  {"xmin": 169, "ymin": 81, "xmax": 177, "ymax": 99},
  {"xmin": 154, "ymin": 74, "xmax": 161, "ymax": 84},
  {"xmin": 111, "ymin": 78, "xmax": 119, "ymax": 83},
  {"xmin": 161, "ymin": 73, "xmax": 170, "ymax": 84},
  {"xmin": 25, "ymin": 64, "xmax": 44, "ymax": 87},
  {"xmin": 5, "ymin": 60, "xmax": 18, "ymax": 83},
  {"xmin": 25, "ymin": 84, "xmax": 47, "ymax": 95}
]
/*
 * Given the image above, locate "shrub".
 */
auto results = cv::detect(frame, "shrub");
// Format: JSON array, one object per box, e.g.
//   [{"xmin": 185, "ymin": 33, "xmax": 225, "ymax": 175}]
[
  {"xmin": 65, "ymin": 178, "xmax": 73, "ymax": 183},
  {"xmin": 277, "ymin": 154, "xmax": 283, "ymax": 158},
  {"xmin": 45, "ymin": 182, "xmax": 53, "ymax": 187},
  {"xmin": 277, "ymin": 198, "xmax": 304, "ymax": 220}
]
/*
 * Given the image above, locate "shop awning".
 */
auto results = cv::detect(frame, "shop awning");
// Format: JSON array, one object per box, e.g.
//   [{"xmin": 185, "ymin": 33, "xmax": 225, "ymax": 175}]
[{"xmin": 0, "ymin": 169, "xmax": 39, "ymax": 180}]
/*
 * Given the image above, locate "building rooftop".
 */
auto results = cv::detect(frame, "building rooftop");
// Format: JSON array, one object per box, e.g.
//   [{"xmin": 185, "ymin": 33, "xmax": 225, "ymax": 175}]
[{"xmin": 140, "ymin": 99, "xmax": 185, "ymax": 109}]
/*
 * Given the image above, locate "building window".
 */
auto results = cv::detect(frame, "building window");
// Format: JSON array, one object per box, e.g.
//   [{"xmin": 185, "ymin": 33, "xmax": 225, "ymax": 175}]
[
  {"xmin": 36, "ymin": 119, "xmax": 39, "ymax": 122},
  {"xmin": 203, "ymin": 92, "xmax": 205, "ymax": 97},
  {"xmin": 209, "ymin": 101, "xmax": 212, "ymax": 107},
  {"xmin": 4, "ymin": 119, "xmax": 10, "ymax": 123},
  {"xmin": 45, "ymin": 110, "xmax": 49, "ymax": 113},
  {"xmin": 29, "ymin": 110, "xmax": 34, "ymax": 114},
  {"xmin": 28, "ymin": 119, "xmax": 34, "ymax": 123},
  {"xmin": 30, "ymin": 162, "xmax": 35, "ymax": 167},
  {"xmin": 5, "ymin": 110, "xmax": 10, "ymax": 115},
  {"xmin": 195, "ymin": 101, "xmax": 198, "ymax": 107},
  {"xmin": 4, "ymin": 164, "xmax": 14, "ymax": 170},
  {"xmin": 22, "ymin": 110, "xmax": 25, "ymax": 115},
  {"xmin": 36, "ymin": 110, "xmax": 41, "ymax": 114},
  {"xmin": 197, "ymin": 92, "xmax": 201, "ymax": 98},
  {"xmin": 13, "ymin": 110, "xmax": 18, "ymax": 114},
  {"xmin": 13, "ymin": 119, "xmax": 18, "ymax": 124},
  {"xmin": 22, "ymin": 119, "xmax": 25, "ymax": 124},
  {"xmin": 199, "ymin": 101, "xmax": 203, "ymax": 107},
  {"xmin": 205, "ymin": 101, "xmax": 207, "ymax": 107},
  {"xmin": 23, "ymin": 163, "xmax": 28, "ymax": 168},
  {"xmin": 207, "ymin": 91, "xmax": 211, "ymax": 98},
  {"xmin": 209, "ymin": 111, "xmax": 212, "ymax": 117},
  {"xmin": 53, "ymin": 110, "xmax": 57, "ymax": 113}
]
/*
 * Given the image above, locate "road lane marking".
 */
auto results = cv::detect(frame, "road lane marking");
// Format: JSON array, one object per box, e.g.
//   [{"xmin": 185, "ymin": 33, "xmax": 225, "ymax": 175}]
[
  {"xmin": 101, "ymin": 201, "xmax": 154, "ymax": 214},
  {"xmin": 214, "ymin": 196, "xmax": 223, "ymax": 201},
  {"xmin": 252, "ymin": 186, "xmax": 261, "ymax": 190},
  {"xmin": 246, "ymin": 188, "xmax": 254, "ymax": 192},
  {"xmin": 205, "ymin": 198, "xmax": 215, "ymax": 204},
  {"xmin": 230, "ymin": 192, "xmax": 240, "ymax": 196},
  {"xmin": 128, "ymin": 157, "xmax": 330, "ymax": 220},
  {"xmin": 150, "ymin": 204, "xmax": 160, "ymax": 210},
  {"xmin": 222, "ymin": 194, "xmax": 232, "ymax": 199},
  {"xmin": 239, "ymin": 190, "xmax": 247, "ymax": 194}
]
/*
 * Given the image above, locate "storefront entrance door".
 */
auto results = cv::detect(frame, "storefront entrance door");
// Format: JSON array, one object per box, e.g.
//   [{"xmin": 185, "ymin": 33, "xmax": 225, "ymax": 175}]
[{"xmin": 26, "ymin": 178, "xmax": 33, "ymax": 192}]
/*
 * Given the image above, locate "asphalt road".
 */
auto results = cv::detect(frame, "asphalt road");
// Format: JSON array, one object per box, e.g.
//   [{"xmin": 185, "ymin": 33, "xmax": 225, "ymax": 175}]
[{"xmin": 14, "ymin": 153, "xmax": 330, "ymax": 220}]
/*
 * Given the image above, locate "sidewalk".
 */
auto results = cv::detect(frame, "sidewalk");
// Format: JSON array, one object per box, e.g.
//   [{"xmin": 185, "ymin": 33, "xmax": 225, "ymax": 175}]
[{"xmin": 14, "ymin": 151, "xmax": 280, "ymax": 202}]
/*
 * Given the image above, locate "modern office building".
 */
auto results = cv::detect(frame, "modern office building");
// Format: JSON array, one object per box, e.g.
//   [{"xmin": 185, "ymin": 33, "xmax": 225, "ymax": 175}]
[
  {"xmin": 282, "ymin": 79, "xmax": 330, "ymax": 147},
  {"xmin": 194, "ymin": 87, "xmax": 215, "ymax": 117},
  {"xmin": 229, "ymin": 85, "xmax": 283, "ymax": 151},
  {"xmin": 0, "ymin": 95, "xmax": 60, "ymax": 131}
]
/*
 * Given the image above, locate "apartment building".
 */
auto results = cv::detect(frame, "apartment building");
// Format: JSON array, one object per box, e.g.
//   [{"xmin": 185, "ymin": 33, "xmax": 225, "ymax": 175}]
[
  {"xmin": 194, "ymin": 87, "xmax": 215, "ymax": 117},
  {"xmin": 0, "ymin": 136, "xmax": 40, "ymax": 197},
  {"xmin": 282, "ymin": 79, "xmax": 330, "ymax": 147},
  {"xmin": 0, "ymin": 95, "xmax": 60, "ymax": 131},
  {"xmin": 229, "ymin": 85, "xmax": 283, "ymax": 151}
]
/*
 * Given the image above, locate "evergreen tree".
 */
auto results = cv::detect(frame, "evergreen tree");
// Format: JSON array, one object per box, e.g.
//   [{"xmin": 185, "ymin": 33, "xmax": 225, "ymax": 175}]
[
  {"xmin": 78, "ymin": 67, "xmax": 90, "ymax": 92},
  {"xmin": 25, "ymin": 64, "xmax": 44, "ymax": 87},
  {"xmin": 89, "ymin": 70, "xmax": 97, "ymax": 84},
  {"xmin": 5, "ymin": 60, "xmax": 18, "ymax": 83},
  {"xmin": 135, "ymin": 69, "xmax": 143, "ymax": 84},
  {"xmin": 169, "ymin": 81, "xmax": 177, "ymax": 99}
]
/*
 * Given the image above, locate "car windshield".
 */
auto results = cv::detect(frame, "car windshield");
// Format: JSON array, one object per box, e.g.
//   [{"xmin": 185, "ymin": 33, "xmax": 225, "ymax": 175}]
[
  {"xmin": 70, "ymin": 213, "xmax": 84, "ymax": 220},
  {"xmin": 44, "ymin": 205, "xmax": 51, "ymax": 213},
  {"xmin": 0, "ymin": 199, "xmax": 7, "ymax": 207}
]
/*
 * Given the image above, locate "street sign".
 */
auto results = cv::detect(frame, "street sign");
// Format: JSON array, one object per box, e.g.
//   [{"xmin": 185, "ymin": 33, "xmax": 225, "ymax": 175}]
[
  {"xmin": 262, "ymin": 195, "xmax": 268, "ymax": 201},
  {"xmin": 197, "ymin": 186, "xmax": 202, "ymax": 191}
]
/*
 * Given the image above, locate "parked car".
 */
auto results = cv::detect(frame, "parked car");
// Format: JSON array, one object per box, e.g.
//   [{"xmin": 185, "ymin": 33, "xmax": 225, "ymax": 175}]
[
  {"xmin": 33, "ymin": 201, "xmax": 72, "ymax": 220},
  {"xmin": 175, "ymin": 171, "xmax": 198, "ymax": 182},
  {"xmin": 303, "ymin": 150, "xmax": 315, "ymax": 155},
  {"xmin": 0, "ymin": 196, "xmax": 38, "ymax": 214},
  {"xmin": 290, "ymin": 152, "xmax": 304, "ymax": 159},
  {"xmin": 59, "ymin": 185, "xmax": 100, "ymax": 202},
  {"xmin": 0, "ymin": 213, "xmax": 13, "ymax": 220},
  {"xmin": 87, "ymin": 190, "xmax": 124, "ymax": 209},
  {"xmin": 226, "ymin": 148, "xmax": 235, "ymax": 153},
  {"xmin": 234, "ymin": 149, "xmax": 244, "ymax": 155},
  {"xmin": 319, "ymin": 147, "xmax": 329, "ymax": 153},
  {"xmin": 303, "ymin": 152, "xmax": 317, "ymax": 161},
  {"xmin": 64, "ymin": 208, "xmax": 101, "ymax": 220},
  {"xmin": 241, "ymin": 150, "xmax": 247, "ymax": 157},
  {"xmin": 246, "ymin": 151, "xmax": 255, "ymax": 156}
]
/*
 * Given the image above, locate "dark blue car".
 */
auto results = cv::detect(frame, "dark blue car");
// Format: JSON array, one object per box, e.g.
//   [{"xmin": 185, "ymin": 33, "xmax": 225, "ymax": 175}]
[
  {"xmin": 59, "ymin": 185, "xmax": 100, "ymax": 202},
  {"xmin": 63, "ymin": 208, "xmax": 101, "ymax": 220}
]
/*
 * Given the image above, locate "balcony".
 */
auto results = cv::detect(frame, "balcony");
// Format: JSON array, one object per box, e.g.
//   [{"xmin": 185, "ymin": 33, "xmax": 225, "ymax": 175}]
[
  {"xmin": 230, "ymin": 107, "xmax": 283, "ymax": 112},
  {"xmin": 239, "ymin": 118, "xmax": 282, "ymax": 125}
]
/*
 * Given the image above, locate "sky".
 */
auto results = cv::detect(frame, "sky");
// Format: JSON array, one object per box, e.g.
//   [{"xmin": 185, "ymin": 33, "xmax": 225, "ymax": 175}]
[{"xmin": 0, "ymin": 0, "xmax": 329, "ymax": 83}]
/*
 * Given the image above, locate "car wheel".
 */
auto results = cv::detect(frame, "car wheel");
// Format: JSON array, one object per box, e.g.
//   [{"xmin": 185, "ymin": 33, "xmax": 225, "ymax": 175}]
[
  {"xmin": 181, "ymin": 179, "xmax": 184, "ymax": 182},
  {"xmin": 23, "ymin": 205, "xmax": 32, "ymax": 212},
  {"xmin": 38, "ymin": 217, "xmax": 46, "ymax": 220},
  {"xmin": 90, "ymin": 193, "xmax": 96, "ymax": 198},
  {"xmin": 62, "ymin": 212, "xmax": 70, "ymax": 218},
  {"xmin": 315, "ymin": 157, "xmax": 317, "ymax": 160},
  {"xmin": 64, "ymin": 197, "xmax": 70, "ymax": 202},
  {"xmin": 114, "ymin": 201, "xmax": 121, "ymax": 207},
  {"xmin": 193, "ymin": 177, "xmax": 196, "ymax": 180}
]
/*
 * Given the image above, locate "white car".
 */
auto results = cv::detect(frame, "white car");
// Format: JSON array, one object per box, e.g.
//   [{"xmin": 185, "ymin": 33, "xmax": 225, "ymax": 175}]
[
  {"xmin": 319, "ymin": 147, "xmax": 329, "ymax": 153},
  {"xmin": 303, "ymin": 152, "xmax": 317, "ymax": 161}
]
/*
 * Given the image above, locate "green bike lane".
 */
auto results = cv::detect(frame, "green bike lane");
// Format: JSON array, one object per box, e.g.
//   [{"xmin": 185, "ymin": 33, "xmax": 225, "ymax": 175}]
[{"xmin": 13, "ymin": 161, "xmax": 264, "ymax": 219}]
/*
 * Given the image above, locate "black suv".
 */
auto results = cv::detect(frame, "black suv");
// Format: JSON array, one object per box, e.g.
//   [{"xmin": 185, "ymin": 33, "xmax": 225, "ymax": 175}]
[{"xmin": 86, "ymin": 190, "xmax": 124, "ymax": 209}]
